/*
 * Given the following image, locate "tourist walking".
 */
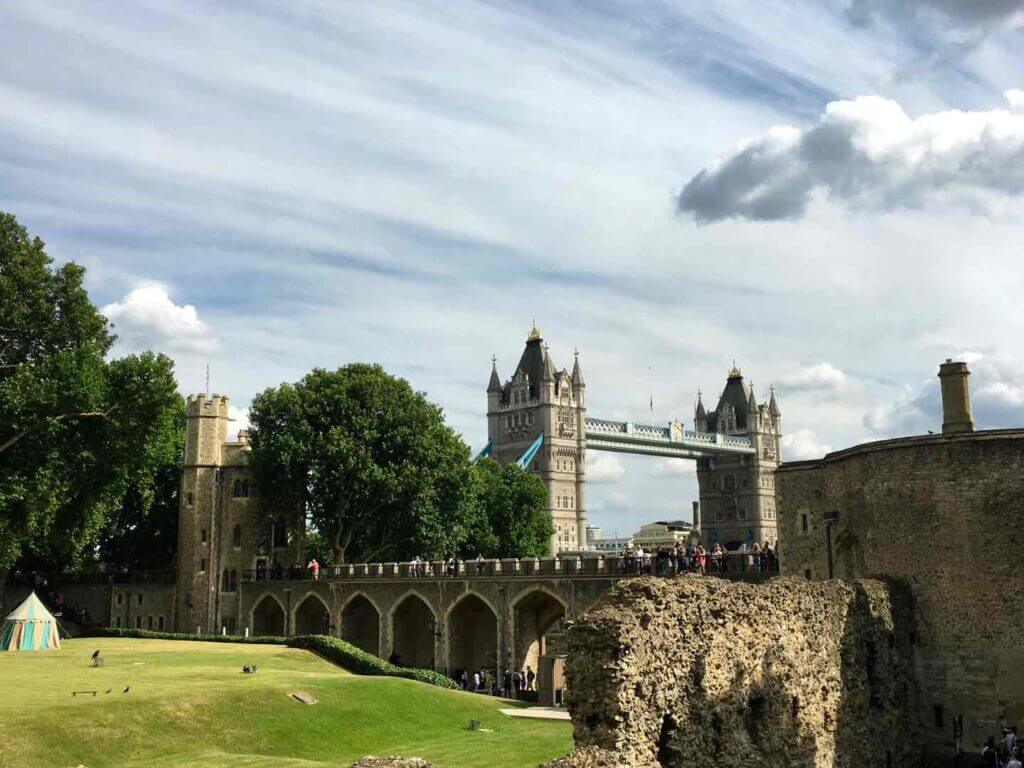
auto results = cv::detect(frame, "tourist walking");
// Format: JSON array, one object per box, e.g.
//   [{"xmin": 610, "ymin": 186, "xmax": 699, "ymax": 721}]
[{"xmin": 526, "ymin": 666, "xmax": 536, "ymax": 692}]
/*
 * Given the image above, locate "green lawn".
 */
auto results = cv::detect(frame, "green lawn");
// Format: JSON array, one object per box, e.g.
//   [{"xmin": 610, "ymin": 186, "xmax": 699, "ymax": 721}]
[{"xmin": 0, "ymin": 638, "xmax": 572, "ymax": 768}]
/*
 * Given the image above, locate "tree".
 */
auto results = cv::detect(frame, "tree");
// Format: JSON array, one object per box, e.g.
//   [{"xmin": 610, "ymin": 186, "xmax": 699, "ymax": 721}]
[
  {"xmin": 248, "ymin": 364, "xmax": 474, "ymax": 563},
  {"xmin": 460, "ymin": 458, "xmax": 553, "ymax": 558},
  {"xmin": 0, "ymin": 212, "xmax": 183, "ymax": 575}
]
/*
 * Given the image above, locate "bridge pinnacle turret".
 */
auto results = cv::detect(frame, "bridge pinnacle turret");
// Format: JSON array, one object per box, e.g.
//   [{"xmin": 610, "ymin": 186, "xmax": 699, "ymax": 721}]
[
  {"xmin": 728, "ymin": 360, "xmax": 742, "ymax": 379},
  {"xmin": 542, "ymin": 344, "xmax": 556, "ymax": 381},
  {"xmin": 488, "ymin": 355, "xmax": 501, "ymax": 392},
  {"xmin": 528, "ymin": 320, "xmax": 542, "ymax": 342},
  {"xmin": 769, "ymin": 386, "xmax": 781, "ymax": 418},
  {"xmin": 747, "ymin": 386, "xmax": 757, "ymax": 412},
  {"xmin": 571, "ymin": 349, "xmax": 584, "ymax": 388}
]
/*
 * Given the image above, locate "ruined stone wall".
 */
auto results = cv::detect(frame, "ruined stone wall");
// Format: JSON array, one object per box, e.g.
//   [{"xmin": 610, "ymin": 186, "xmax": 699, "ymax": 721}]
[
  {"xmin": 542, "ymin": 576, "xmax": 918, "ymax": 768},
  {"xmin": 775, "ymin": 430, "xmax": 1024, "ymax": 753}
]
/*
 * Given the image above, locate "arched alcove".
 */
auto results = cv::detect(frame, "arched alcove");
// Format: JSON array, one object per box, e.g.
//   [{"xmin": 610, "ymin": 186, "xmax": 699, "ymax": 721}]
[
  {"xmin": 391, "ymin": 593, "xmax": 435, "ymax": 669},
  {"xmin": 342, "ymin": 594, "xmax": 380, "ymax": 655},
  {"xmin": 252, "ymin": 594, "xmax": 285, "ymax": 636},
  {"xmin": 513, "ymin": 588, "xmax": 566, "ymax": 673},
  {"xmin": 447, "ymin": 593, "xmax": 498, "ymax": 678},
  {"xmin": 293, "ymin": 593, "xmax": 331, "ymax": 635}
]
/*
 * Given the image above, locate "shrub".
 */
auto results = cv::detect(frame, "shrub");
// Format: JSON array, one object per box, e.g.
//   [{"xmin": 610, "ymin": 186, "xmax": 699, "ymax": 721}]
[{"xmin": 82, "ymin": 628, "xmax": 459, "ymax": 689}]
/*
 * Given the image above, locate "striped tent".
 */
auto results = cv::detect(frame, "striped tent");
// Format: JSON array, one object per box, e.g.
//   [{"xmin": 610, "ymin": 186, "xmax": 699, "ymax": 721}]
[{"xmin": 0, "ymin": 592, "xmax": 61, "ymax": 651}]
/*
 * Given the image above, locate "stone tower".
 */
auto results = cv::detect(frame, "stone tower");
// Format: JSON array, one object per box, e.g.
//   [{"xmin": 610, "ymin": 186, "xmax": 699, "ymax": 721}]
[
  {"xmin": 176, "ymin": 393, "xmax": 230, "ymax": 633},
  {"xmin": 487, "ymin": 325, "xmax": 587, "ymax": 553},
  {"xmin": 694, "ymin": 364, "xmax": 782, "ymax": 548}
]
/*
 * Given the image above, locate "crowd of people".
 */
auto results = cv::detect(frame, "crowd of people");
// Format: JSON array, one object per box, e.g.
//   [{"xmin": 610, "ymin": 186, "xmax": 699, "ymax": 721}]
[
  {"xmin": 452, "ymin": 665, "xmax": 538, "ymax": 698},
  {"xmin": 619, "ymin": 540, "xmax": 778, "ymax": 576},
  {"xmin": 980, "ymin": 728, "xmax": 1021, "ymax": 768}
]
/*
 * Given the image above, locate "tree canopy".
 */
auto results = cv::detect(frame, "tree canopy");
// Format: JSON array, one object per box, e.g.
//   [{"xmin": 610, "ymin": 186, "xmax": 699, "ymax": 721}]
[
  {"xmin": 0, "ymin": 212, "xmax": 184, "ymax": 574},
  {"xmin": 249, "ymin": 365, "xmax": 552, "ymax": 563}
]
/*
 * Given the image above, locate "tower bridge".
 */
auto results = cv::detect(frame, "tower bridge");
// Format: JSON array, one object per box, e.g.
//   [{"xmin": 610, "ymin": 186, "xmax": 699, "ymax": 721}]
[{"xmin": 486, "ymin": 324, "xmax": 782, "ymax": 553}]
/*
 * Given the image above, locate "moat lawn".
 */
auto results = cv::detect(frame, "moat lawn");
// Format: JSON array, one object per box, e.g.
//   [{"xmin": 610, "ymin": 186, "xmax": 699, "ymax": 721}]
[{"xmin": 0, "ymin": 638, "xmax": 572, "ymax": 768}]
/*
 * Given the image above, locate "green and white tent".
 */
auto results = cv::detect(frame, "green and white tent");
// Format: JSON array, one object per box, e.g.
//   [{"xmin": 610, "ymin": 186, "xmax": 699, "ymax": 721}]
[{"xmin": 1, "ymin": 592, "xmax": 61, "ymax": 651}]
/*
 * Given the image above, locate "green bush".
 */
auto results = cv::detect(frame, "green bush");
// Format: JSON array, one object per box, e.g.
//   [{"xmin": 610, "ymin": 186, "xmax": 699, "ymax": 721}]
[{"xmin": 82, "ymin": 628, "xmax": 458, "ymax": 689}]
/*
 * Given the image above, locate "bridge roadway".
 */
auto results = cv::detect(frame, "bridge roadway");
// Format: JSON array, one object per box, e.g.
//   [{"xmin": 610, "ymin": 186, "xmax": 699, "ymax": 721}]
[
  {"xmin": 584, "ymin": 417, "xmax": 756, "ymax": 459},
  {"xmin": 238, "ymin": 554, "xmax": 772, "ymax": 678}
]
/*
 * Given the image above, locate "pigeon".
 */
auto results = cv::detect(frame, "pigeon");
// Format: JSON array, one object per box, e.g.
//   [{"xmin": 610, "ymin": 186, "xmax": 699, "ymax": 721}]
[
  {"xmin": 123, "ymin": 685, "xmax": 130, "ymax": 694},
  {"xmin": 105, "ymin": 688, "xmax": 111, "ymax": 694},
  {"xmin": 91, "ymin": 650, "xmax": 100, "ymax": 660}
]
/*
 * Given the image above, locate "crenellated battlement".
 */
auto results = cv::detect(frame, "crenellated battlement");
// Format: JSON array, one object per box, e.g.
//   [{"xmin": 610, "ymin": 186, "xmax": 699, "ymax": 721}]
[{"xmin": 185, "ymin": 392, "xmax": 230, "ymax": 417}]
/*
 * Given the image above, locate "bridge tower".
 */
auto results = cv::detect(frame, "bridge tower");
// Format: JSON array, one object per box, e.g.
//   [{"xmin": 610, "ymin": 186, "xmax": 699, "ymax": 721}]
[
  {"xmin": 694, "ymin": 364, "xmax": 782, "ymax": 548},
  {"xmin": 487, "ymin": 324, "xmax": 587, "ymax": 554}
]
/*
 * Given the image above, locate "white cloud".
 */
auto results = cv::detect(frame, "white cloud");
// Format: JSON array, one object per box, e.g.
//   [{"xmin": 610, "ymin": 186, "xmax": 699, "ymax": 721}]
[
  {"xmin": 777, "ymin": 363, "xmax": 849, "ymax": 394},
  {"xmin": 227, "ymin": 404, "xmax": 251, "ymax": 441},
  {"xmin": 102, "ymin": 283, "xmax": 218, "ymax": 354},
  {"xmin": 587, "ymin": 453, "xmax": 626, "ymax": 483},
  {"xmin": 781, "ymin": 428, "xmax": 832, "ymax": 460},
  {"xmin": 1006, "ymin": 89, "xmax": 1024, "ymax": 111},
  {"xmin": 864, "ymin": 351, "xmax": 1024, "ymax": 436},
  {"xmin": 651, "ymin": 459, "xmax": 696, "ymax": 477},
  {"xmin": 678, "ymin": 92, "xmax": 1024, "ymax": 222}
]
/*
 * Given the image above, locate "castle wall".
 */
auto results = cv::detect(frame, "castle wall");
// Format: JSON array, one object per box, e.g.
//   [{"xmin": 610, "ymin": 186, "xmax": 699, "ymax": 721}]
[
  {"xmin": 109, "ymin": 582, "xmax": 176, "ymax": 632},
  {"xmin": 775, "ymin": 430, "xmax": 1024, "ymax": 755},
  {"xmin": 542, "ymin": 576, "xmax": 919, "ymax": 768}
]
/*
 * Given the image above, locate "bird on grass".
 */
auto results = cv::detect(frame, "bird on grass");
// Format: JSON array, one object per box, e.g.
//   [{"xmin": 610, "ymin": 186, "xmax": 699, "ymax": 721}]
[
  {"xmin": 105, "ymin": 688, "xmax": 111, "ymax": 694},
  {"xmin": 123, "ymin": 685, "xmax": 130, "ymax": 694},
  {"xmin": 91, "ymin": 649, "xmax": 100, "ymax": 660}
]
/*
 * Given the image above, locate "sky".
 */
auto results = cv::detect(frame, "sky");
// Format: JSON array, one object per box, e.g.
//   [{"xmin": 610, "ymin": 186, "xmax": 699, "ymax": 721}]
[{"xmin": 2, "ymin": 1, "xmax": 1024, "ymax": 537}]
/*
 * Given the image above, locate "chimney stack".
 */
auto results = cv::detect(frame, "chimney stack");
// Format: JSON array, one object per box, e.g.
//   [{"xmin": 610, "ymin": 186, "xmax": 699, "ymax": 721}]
[{"xmin": 938, "ymin": 359, "xmax": 974, "ymax": 434}]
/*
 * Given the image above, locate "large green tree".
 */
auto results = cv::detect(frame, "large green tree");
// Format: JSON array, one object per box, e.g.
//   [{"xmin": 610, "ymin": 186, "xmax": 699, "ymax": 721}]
[
  {"xmin": 248, "ymin": 364, "xmax": 474, "ymax": 563},
  {"xmin": 0, "ymin": 212, "xmax": 183, "ymax": 575},
  {"xmin": 460, "ymin": 458, "xmax": 552, "ymax": 558}
]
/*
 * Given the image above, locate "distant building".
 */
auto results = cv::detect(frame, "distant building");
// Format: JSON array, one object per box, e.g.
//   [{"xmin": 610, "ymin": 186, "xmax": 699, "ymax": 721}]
[{"xmin": 632, "ymin": 520, "xmax": 696, "ymax": 550}]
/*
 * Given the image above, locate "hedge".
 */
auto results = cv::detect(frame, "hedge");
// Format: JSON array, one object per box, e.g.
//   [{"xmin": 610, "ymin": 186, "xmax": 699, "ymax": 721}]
[{"xmin": 83, "ymin": 627, "xmax": 459, "ymax": 690}]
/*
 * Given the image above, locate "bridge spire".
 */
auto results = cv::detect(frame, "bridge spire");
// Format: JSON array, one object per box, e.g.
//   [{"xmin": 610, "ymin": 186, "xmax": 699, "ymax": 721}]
[
  {"xmin": 527, "ymin": 320, "xmax": 542, "ymax": 342},
  {"xmin": 769, "ymin": 385, "xmax": 781, "ymax": 417},
  {"xmin": 728, "ymin": 359, "xmax": 742, "ymax": 378},
  {"xmin": 488, "ymin": 355, "xmax": 501, "ymax": 392},
  {"xmin": 571, "ymin": 349, "xmax": 584, "ymax": 388}
]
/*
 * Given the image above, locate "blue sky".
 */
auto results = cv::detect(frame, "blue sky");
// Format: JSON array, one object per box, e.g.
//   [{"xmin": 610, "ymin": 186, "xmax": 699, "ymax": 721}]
[{"xmin": 3, "ymin": 1, "xmax": 1024, "ymax": 535}]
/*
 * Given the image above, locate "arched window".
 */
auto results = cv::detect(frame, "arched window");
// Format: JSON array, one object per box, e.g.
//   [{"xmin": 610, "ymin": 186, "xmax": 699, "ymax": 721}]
[
  {"xmin": 229, "ymin": 570, "xmax": 238, "ymax": 591},
  {"xmin": 233, "ymin": 478, "xmax": 242, "ymax": 497},
  {"xmin": 222, "ymin": 569, "xmax": 231, "ymax": 591},
  {"xmin": 273, "ymin": 517, "xmax": 287, "ymax": 548},
  {"xmin": 232, "ymin": 524, "xmax": 242, "ymax": 547},
  {"xmin": 241, "ymin": 479, "xmax": 250, "ymax": 497}
]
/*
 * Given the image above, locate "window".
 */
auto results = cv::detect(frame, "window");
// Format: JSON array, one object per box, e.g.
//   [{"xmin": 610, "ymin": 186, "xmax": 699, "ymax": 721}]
[
  {"xmin": 116, "ymin": 593, "xmax": 123, "ymax": 606},
  {"xmin": 158, "ymin": 616, "xmax": 165, "ymax": 631},
  {"xmin": 201, "ymin": 528, "xmax": 207, "ymax": 544},
  {"xmin": 222, "ymin": 569, "xmax": 231, "ymax": 591},
  {"xmin": 724, "ymin": 475, "xmax": 736, "ymax": 493},
  {"xmin": 233, "ymin": 478, "xmax": 242, "ymax": 497},
  {"xmin": 933, "ymin": 705, "xmax": 944, "ymax": 729},
  {"xmin": 138, "ymin": 594, "xmax": 144, "ymax": 606},
  {"xmin": 801, "ymin": 512, "xmax": 809, "ymax": 533},
  {"xmin": 230, "ymin": 570, "xmax": 238, "ymax": 592},
  {"xmin": 233, "ymin": 478, "xmax": 250, "ymax": 498},
  {"xmin": 273, "ymin": 517, "xmax": 287, "ymax": 548},
  {"xmin": 187, "ymin": 492, "xmax": 194, "ymax": 507},
  {"xmin": 200, "ymin": 558, "xmax": 206, "ymax": 572},
  {"xmin": 147, "ymin": 616, "xmax": 153, "ymax": 629},
  {"xmin": 135, "ymin": 616, "xmax": 142, "ymax": 629},
  {"xmin": 232, "ymin": 524, "xmax": 242, "ymax": 547}
]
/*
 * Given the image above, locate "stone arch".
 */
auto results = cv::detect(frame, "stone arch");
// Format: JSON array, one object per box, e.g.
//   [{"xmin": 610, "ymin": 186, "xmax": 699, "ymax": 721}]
[
  {"xmin": 389, "ymin": 591, "xmax": 436, "ymax": 669},
  {"xmin": 251, "ymin": 593, "xmax": 286, "ymax": 636},
  {"xmin": 512, "ymin": 586, "xmax": 567, "ymax": 673},
  {"xmin": 341, "ymin": 591, "xmax": 381, "ymax": 655},
  {"xmin": 446, "ymin": 592, "xmax": 499, "ymax": 681},
  {"xmin": 292, "ymin": 592, "xmax": 331, "ymax": 636}
]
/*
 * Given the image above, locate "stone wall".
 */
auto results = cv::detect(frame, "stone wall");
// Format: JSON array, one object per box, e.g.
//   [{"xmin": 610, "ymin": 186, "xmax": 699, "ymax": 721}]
[
  {"xmin": 542, "ymin": 575, "xmax": 918, "ymax": 768},
  {"xmin": 775, "ymin": 430, "xmax": 1024, "ymax": 753},
  {"xmin": 109, "ymin": 582, "xmax": 177, "ymax": 632},
  {"xmin": 2, "ymin": 582, "xmax": 114, "ymax": 628}
]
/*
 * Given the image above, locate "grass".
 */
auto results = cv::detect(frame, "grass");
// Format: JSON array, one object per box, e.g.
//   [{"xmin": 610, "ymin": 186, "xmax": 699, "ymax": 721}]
[{"xmin": 0, "ymin": 638, "xmax": 572, "ymax": 768}]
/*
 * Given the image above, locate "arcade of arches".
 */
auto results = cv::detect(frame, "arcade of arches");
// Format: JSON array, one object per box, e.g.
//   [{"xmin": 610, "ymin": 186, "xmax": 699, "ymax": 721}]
[{"xmin": 240, "ymin": 576, "xmax": 614, "ymax": 676}]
